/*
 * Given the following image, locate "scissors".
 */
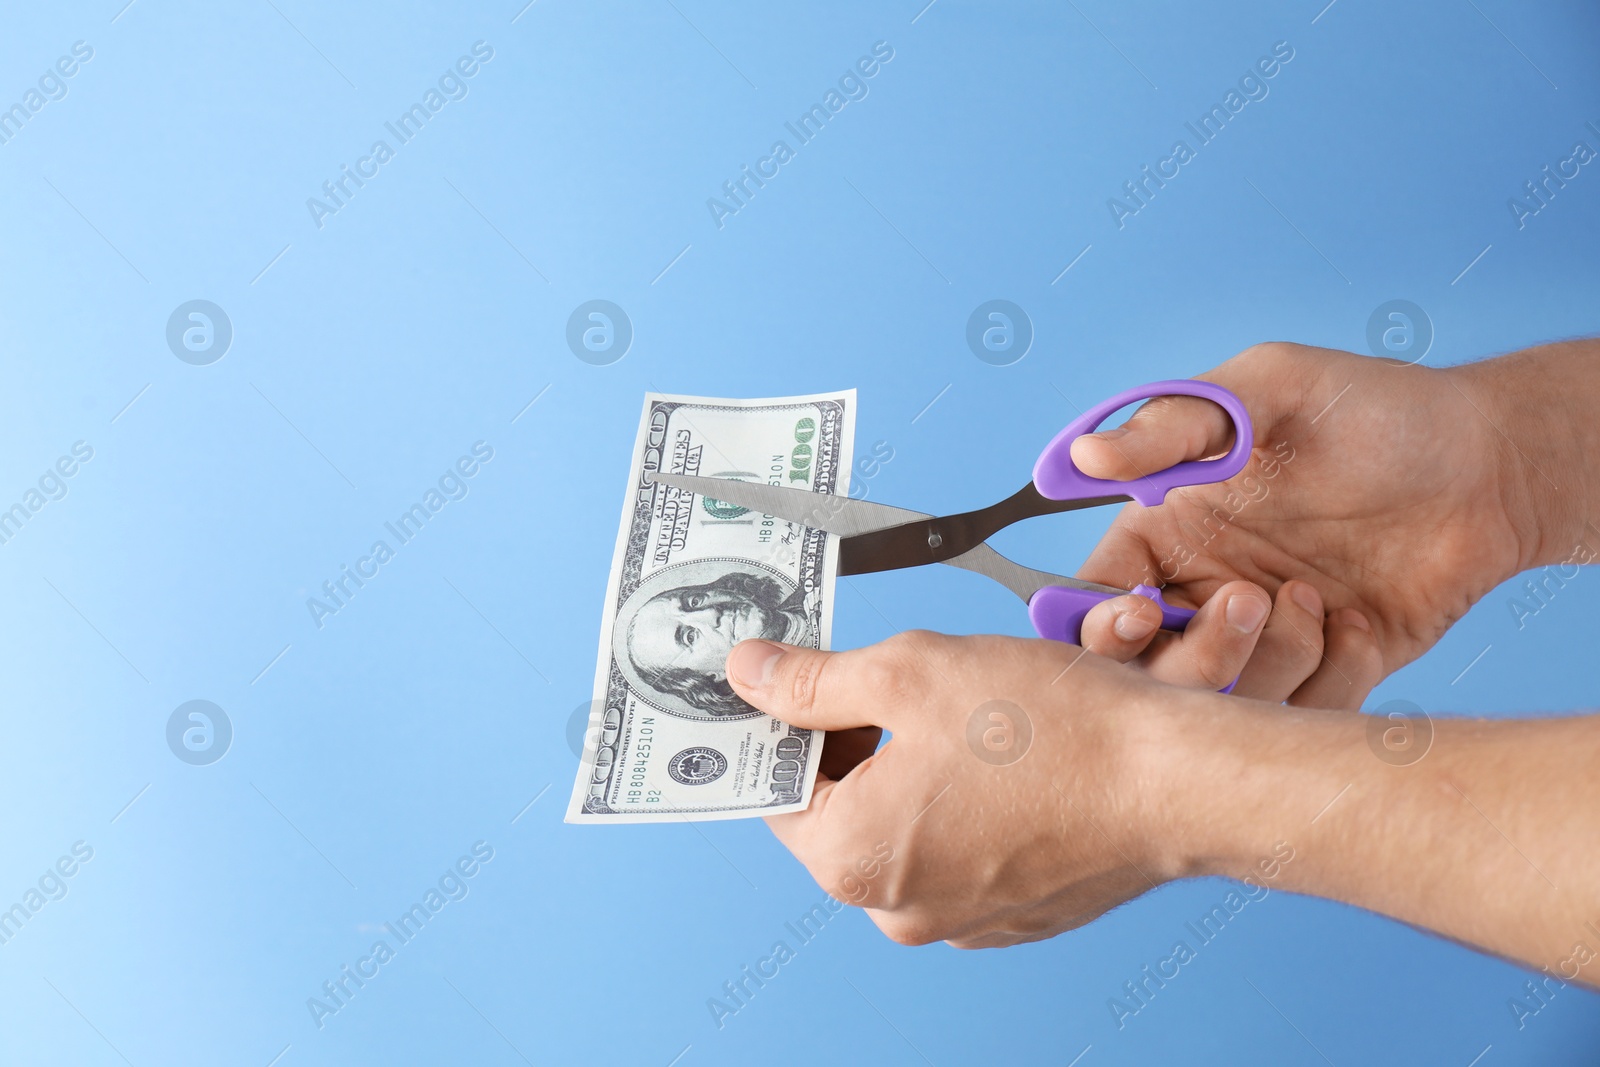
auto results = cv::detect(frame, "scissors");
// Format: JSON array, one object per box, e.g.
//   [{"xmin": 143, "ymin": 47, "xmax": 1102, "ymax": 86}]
[{"xmin": 647, "ymin": 380, "xmax": 1251, "ymax": 651}]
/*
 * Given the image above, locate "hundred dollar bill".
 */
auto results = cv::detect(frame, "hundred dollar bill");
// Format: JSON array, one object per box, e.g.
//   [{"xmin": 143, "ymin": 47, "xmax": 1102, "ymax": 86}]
[{"xmin": 565, "ymin": 390, "xmax": 855, "ymax": 824}]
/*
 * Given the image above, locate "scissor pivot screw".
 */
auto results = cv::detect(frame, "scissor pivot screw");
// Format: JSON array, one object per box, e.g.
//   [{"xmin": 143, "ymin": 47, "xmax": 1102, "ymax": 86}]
[{"xmin": 927, "ymin": 532, "xmax": 943, "ymax": 549}]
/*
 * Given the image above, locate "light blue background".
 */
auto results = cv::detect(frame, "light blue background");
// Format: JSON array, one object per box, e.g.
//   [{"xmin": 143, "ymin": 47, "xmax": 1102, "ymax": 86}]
[{"xmin": 1, "ymin": 1, "xmax": 1596, "ymax": 1063}]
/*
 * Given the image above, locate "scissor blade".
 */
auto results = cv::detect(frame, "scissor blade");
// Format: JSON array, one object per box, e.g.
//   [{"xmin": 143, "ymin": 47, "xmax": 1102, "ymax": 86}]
[
  {"xmin": 644, "ymin": 471, "xmax": 929, "ymax": 538},
  {"xmin": 645, "ymin": 472, "xmax": 1129, "ymax": 600},
  {"xmin": 940, "ymin": 543, "xmax": 1126, "ymax": 603},
  {"xmin": 838, "ymin": 482, "xmax": 1132, "ymax": 573}
]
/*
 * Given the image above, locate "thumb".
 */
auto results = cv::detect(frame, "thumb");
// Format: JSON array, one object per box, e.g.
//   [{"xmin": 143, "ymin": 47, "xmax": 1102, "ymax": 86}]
[
  {"xmin": 726, "ymin": 640, "xmax": 883, "ymax": 732},
  {"xmin": 1068, "ymin": 391, "xmax": 1243, "ymax": 483}
]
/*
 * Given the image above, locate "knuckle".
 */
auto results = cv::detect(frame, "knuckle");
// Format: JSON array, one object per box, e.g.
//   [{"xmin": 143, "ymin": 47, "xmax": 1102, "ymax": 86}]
[
  {"xmin": 855, "ymin": 658, "xmax": 910, "ymax": 704},
  {"xmin": 1289, "ymin": 620, "xmax": 1324, "ymax": 659},
  {"xmin": 872, "ymin": 869, "xmax": 909, "ymax": 912},
  {"xmin": 885, "ymin": 628, "xmax": 940, "ymax": 658},
  {"xmin": 1237, "ymin": 340, "xmax": 1299, "ymax": 369},
  {"xmin": 1017, "ymin": 908, "xmax": 1078, "ymax": 938},
  {"xmin": 858, "ymin": 633, "xmax": 933, "ymax": 701},
  {"xmin": 1359, "ymin": 639, "xmax": 1385, "ymax": 682},
  {"xmin": 818, "ymin": 863, "xmax": 859, "ymax": 904},
  {"xmin": 1130, "ymin": 394, "xmax": 1227, "ymax": 457},
  {"xmin": 1269, "ymin": 608, "xmax": 1323, "ymax": 662},
  {"xmin": 1194, "ymin": 656, "xmax": 1237, "ymax": 692},
  {"xmin": 1329, "ymin": 625, "xmax": 1383, "ymax": 684},
  {"xmin": 875, "ymin": 913, "xmax": 940, "ymax": 947},
  {"xmin": 1129, "ymin": 394, "xmax": 1185, "ymax": 425},
  {"xmin": 786, "ymin": 652, "xmax": 829, "ymax": 711}
]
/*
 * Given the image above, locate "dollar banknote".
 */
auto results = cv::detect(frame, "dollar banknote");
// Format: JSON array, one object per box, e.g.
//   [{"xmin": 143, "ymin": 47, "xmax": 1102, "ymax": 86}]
[{"xmin": 565, "ymin": 390, "xmax": 856, "ymax": 823}]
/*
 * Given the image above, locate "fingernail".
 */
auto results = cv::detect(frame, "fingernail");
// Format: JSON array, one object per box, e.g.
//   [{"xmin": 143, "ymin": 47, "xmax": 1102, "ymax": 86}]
[
  {"xmin": 1225, "ymin": 594, "xmax": 1269, "ymax": 634},
  {"xmin": 727, "ymin": 640, "xmax": 784, "ymax": 689},
  {"xmin": 1113, "ymin": 607, "xmax": 1158, "ymax": 641},
  {"xmin": 1335, "ymin": 608, "xmax": 1372, "ymax": 632},
  {"xmin": 1095, "ymin": 427, "xmax": 1130, "ymax": 441},
  {"xmin": 1289, "ymin": 582, "xmax": 1322, "ymax": 617}
]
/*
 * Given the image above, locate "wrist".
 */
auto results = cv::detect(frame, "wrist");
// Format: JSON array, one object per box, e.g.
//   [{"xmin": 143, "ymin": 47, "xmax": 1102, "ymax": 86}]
[
  {"xmin": 1125, "ymin": 687, "xmax": 1262, "ymax": 883},
  {"xmin": 1133, "ymin": 686, "xmax": 1600, "ymax": 976},
  {"xmin": 1134, "ymin": 688, "xmax": 1365, "ymax": 885},
  {"xmin": 1449, "ymin": 344, "xmax": 1600, "ymax": 572}
]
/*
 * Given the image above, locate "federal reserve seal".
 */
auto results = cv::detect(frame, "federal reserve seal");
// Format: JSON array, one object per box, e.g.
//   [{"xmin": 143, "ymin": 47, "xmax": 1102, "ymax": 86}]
[{"xmin": 668, "ymin": 746, "xmax": 729, "ymax": 786}]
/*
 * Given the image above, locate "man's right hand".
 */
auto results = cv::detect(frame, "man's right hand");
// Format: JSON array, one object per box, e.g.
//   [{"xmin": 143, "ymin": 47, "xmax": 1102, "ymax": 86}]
[{"xmin": 1070, "ymin": 341, "xmax": 1579, "ymax": 707}]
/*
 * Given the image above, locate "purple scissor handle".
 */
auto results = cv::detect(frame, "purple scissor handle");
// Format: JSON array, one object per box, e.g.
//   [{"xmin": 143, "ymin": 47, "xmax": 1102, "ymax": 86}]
[
  {"xmin": 1027, "ymin": 581, "xmax": 1201, "ymax": 646},
  {"xmin": 1033, "ymin": 379, "xmax": 1253, "ymax": 505},
  {"xmin": 1024, "ymin": 380, "xmax": 1252, "ymax": 688}
]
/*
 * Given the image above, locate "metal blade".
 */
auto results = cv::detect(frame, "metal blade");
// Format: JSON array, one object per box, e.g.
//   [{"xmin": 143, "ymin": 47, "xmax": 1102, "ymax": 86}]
[
  {"xmin": 837, "ymin": 482, "xmax": 1131, "ymax": 575},
  {"xmin": 645, "ymin": 472, "xmax": 1129, "ymax": 604},
  {"xmin": 644, "ymin": 471, "xmax": 928, "ymax": 538},
  {"xmin": 939, "ymin": 543, "xmax": 1125, "ymax": 604}
]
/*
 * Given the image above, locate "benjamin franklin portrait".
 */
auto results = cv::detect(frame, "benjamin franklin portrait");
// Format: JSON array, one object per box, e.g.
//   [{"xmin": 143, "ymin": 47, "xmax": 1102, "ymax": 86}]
[{"xmin": 614, "ymin": 560, "xmax": 813, "ymax": 719}]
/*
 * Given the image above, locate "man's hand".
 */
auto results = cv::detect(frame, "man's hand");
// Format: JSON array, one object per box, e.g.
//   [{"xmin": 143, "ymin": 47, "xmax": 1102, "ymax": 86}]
[
  {"xmin": 729, "ymin": 632, "xmax": 1600, "ymax": 984},
  {"xmin": 1071, "ymin": 342, "xmax": 1556, "ymax": 707},
  {"xmin": 728, "ymin": 631, "xmax": 1197, "ymax": 948}
]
